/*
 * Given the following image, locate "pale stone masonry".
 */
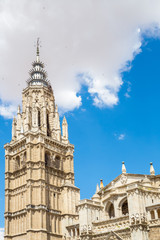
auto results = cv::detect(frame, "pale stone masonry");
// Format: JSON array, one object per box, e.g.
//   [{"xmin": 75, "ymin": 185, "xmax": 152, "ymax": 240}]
[{"xmin": 4, "ymin": 42, "xmax": 160, "ymax": 240}]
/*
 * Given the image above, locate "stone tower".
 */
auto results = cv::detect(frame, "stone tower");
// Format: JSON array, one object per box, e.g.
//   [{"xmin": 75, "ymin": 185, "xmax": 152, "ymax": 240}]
[{"xmin": 4, "ymin": 40, "xmax": 80, "ymax": 240}]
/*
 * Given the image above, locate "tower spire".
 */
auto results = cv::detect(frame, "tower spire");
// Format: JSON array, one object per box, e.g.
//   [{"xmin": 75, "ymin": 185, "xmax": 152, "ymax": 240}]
[
  {"xmin": 122, "ymin": 161, "xmax": 126, "ymax": 174},
  {"xmin": 150, "ymin": 162, "xmax": 155, "ymax": 176},
  {"xmin": 27, "ymin": 39, "xmax": 51, "ymax": 88},
  {"xmin": 36, "ymin": 37, "xmax": 40, "ymax": 62}
]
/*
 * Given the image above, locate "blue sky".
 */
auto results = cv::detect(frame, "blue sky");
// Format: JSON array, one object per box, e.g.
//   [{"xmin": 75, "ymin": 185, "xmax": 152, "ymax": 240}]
[
  {"xmin": 2, "ymin": 1, "xmax": 160, "ymax": 237},
  {"xmin": 1, "ymin": 37, "xmax": 160, "ymax": 229}
]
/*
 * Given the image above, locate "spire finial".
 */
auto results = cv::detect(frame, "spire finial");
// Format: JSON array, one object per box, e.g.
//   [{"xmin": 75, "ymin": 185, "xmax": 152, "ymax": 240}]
[
  {"xmin": 36, "ymin": 37, "xmax": 40, "ymax": 61},
  {"xmin": 96, "ymin": 183, "xmax": 100, "ymax": 193},
  {"xmin": 55, "ymin": 105, "xmax": 58, "ymax": 113},
  {"xmin": 17, "ymin": 105, "xmax": 21, "ymax": 114},
  {"xmin": 100, "ymin": 179, "xmax": 104, "ymax": 189},
  {"xmin": 122, "ymin": 161, "xmax": 126, "ymax": 174},
  {"xmin": 150, "ymin": 162, "xmax": 155, "ymax": 176}
]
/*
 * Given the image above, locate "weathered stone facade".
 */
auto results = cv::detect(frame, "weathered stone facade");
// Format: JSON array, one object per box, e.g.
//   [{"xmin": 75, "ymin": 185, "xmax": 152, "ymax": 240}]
[{"xmin": 4, "ymin": 44, "xmax": 160, "ymax": 240}]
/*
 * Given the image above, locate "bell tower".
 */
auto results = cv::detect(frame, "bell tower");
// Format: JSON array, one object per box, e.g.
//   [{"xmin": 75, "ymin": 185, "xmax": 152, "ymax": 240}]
[{"xmin": 4, "ymin": 39, "xmax": 80, "ymax": 240}]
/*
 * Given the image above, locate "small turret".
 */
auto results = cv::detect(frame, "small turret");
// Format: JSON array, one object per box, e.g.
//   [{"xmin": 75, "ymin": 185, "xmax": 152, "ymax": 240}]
[
  {"xmin": 150, "ymin": 162, "xmax": 155, "ymax": 176},
  {"xmin": 12, "ymin": 117, "xmax": 17, "ymax": 139},
  {"xmin": 92, "ymin": 183, "xmax": 100, "ymax": 202},
  {"xmin": 21, "ymin": 122, "xmax": 24, "ymax": 134},
  {"xmin": 142, "ymin": 175, "xmax": 151, "ymax": 187},
  {"xmin": 17, "ymin": 105, "xmax": 21, "ymax": 114},
  {"xmin": 100, "ymin": 179, "xmax": 104, "ymax": 189},
  {"xmin": 54, "ymin": 105, "xmax": 61, "ymax": 141},
  {"xmin": 17, "ymin": 105, "xmax": 22, "ymax": 132},
  {"xmin": 96, "ymin": 183, "xmax": 100, "ymax": 192},
  {"xmin": 122, "ymin": 161, "xmax": 126, "ymax": 174},
  {"xmin": 62, "ymin": 116, "xmax": 68, "ymax": 140}
]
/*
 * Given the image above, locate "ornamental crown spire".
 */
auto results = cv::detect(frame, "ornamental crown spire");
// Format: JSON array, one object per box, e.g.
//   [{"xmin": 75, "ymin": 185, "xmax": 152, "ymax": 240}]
[{"xmin": 27, "ymin": 38, "xmax": 51, "ymax": 88}]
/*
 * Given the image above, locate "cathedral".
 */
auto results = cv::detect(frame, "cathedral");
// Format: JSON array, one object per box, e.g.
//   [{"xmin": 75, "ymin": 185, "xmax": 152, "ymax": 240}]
[{"xmin": 4, "ymin": 42, "xmax": 160, "ymax": 240}]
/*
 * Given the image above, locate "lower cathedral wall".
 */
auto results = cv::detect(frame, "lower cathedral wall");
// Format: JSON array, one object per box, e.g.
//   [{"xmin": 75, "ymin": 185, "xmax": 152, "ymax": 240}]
[{"xmin": 149, "ymin": 226, "xmax": 160, "ymax": 240}]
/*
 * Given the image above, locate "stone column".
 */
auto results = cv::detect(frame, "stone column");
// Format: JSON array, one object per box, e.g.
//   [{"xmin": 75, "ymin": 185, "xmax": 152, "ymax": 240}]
[
  {"xmin": 154, "ymin": 209, "xmax": 158, "ymax": 219},
  {"xmin": 127, "ymin": 186, "xmax": 149, "ymax": 240}
]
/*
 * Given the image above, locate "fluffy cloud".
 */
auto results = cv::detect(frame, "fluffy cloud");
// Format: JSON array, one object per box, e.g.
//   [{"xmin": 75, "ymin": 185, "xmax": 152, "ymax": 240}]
[
  {"xmin": 114, "ymin": 133, "xmax": 126, "ymax": 141},
  {"xmin": 118, "ymin": 134, "xmax": 126, "ymax": 141},
  {"xmin": 0, "ymin": 228, "xmax": 4, "ymax": 240},
  {"xmin": 1, "ymin": 0, "xmax": 160, "ymax": 117},
  {"xmin": 0, "ymin": 103, "xmax": 17, "ymax": 119}
]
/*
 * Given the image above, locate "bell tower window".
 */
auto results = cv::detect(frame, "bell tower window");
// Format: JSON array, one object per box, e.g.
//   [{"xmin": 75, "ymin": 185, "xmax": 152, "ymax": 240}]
[
  {"xmin": 38, "ymin": 110, "xmax": 41, "ymax": 127},
  {"xmin": 15, "ymin": 156, "xmax": 20, "ymax": 170},
  {"xmin": 45, "ymin": 152, "xmax": 50, "ymax": 166},
  {"xmin": 47, "ymin": 113, "xmax": 50, "ymax": 136}
]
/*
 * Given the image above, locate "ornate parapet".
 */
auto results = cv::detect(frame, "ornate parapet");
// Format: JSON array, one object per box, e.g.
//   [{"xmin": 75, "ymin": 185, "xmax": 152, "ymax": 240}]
[{"xmin": 92, "ymin": 215, "xmax": 130, "ymax": 234}]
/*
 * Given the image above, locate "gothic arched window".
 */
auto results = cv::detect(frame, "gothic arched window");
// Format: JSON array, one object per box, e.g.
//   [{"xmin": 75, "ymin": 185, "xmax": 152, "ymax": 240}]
[
  {"xmin": 47, "ymin": 113, "xmax": 50, "ymax": 136},
  {"xmin": 108, "ymin": 203, "xmax": 115, "ymax": 218},
  {"xmin": 45, "ymin": 152, "xmax": 50, "ymax": 166},
  {"xmin": 122, "ymin": 200, "xmax": 129, "ymax": 215},
  {"xmin": 151, "ymin": 210, "xmax": 155, "ymax": 219},
  {"xmin": 38, "ymin": 110, "xmax": 41, "ymax": 127},
  {"xmin": 15, "ymin": 156, "xmax": 20, "ymax": 170},
  {"xmin": 55, "ymin": 155, "xmax": 60, "ymax": 169}
]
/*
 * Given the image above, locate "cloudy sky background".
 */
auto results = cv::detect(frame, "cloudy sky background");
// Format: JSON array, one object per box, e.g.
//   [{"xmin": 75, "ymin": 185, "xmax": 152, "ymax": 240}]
[
  {"xmin": 1, "ymin": 0, "xmax": 160, "ymax": 117},
  {"xmin": 2, "ymin": 1, "xmax": 160, "ymax": 239}
]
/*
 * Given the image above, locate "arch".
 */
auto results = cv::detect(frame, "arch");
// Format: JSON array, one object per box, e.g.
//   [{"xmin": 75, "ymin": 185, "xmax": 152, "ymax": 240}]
[
  {"xmin": 38, "ymin": 110, "xmax": 41, "ymax": 127},
  {"xmin": 105, "ymin": 201, "xmax": 115, "ymax": 219},
  {"xmin": 150, "ymin": 210, "xmax": 155, "ymax": 219},
  {"xmin": 15, "ymin": 156, "xmax": 20, "ymax": 170},
  {"xmin": 157, "ymin": 209, "xmax": 160, "ymax": 218},
  {"xmin": 108, "ymin": 203, "xmax": 115, "ymax": 218},
  {"xmin": 47, "ymin": 113, "xmax": 50, "ymax": 136},
  {"xmin": 122, "ymin": 200, "xmax": 129, "ymax": 215},
  {"xmin": 45, "ymin": 151, "xmax": 50, "ymax": 166},
  {"xmin": 24, "ymin": 152, "xmax": 27, "ymax": 161},
  {"xmin": 118, "ymin": 197, "xmax": 129, "ymax": 216},
  {"xmin": 55, "ymin": 155, "xmax": 60, "ymax": 169}
]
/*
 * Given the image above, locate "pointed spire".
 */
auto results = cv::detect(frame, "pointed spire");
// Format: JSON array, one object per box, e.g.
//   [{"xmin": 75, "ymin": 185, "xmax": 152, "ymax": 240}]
[
  {"xmin": 96, "ymin": 183, "xmax": 100, "ymax": 193},
  {"xmin": 21, "ymin": 122, "xmax": 24, "ymax": 134},
  {"xmin": 62, "ymin": 116, "xmax": 68, "ymax": 139},
  {"xmin": 55, "ymin": 104, "xmax": 58, "ymax": 113},
  {"xmin": 27, "ymin": 39, "xmax": 51, "ymax": 88},
  {"xmin": 100, "ymin": 179, "xmax": 104, "ymax": 189},
  {"xmin": 63, "ymin": 116, "xmax": 67, "ymax": 124},
  {"xmin": 54, "ymin": 105, "xmax": 61, "ymax": 132},
  {"xmin": 122, "ymin": 161, "xmax": 126, "ymax": 174},
  {"xmin": 17, "ymin": 105, "xmax": 21, "ymax": 114},
  {"xmin": 12, "ymin": 116, "xmax": 17, "ymax": 139},
  {"xmin": 36, "ymin": 37, "xmax": 40, "ymax": 62},
  {"xmin": 92, "ymin": 183, "xmax": 100, "ymax": 201},
  {"xmin": 150, "ymin": 162, "xmax": 155, "ymax": 176}
]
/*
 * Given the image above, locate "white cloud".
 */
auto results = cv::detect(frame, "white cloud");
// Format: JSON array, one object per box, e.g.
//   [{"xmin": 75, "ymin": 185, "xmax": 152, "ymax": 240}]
[
  {"xmin": 0, "ymin": 103, "xmax": 17, "ymax": 119},
  {"xmin": 114, "ymin": 133, "xmax": 126, "ymax": 141},
  {"xmin": 0, "ymin": 0, "xmax": 160, "ymax": 117},
  {"xmin": 0, "ymin": 228, "xmax": 4, "ymax": 240},
  {"xmin": 118, "ymin": 134, "xmax": 126, "ymax": 140},
  {"xmin": 124, "ymin": 81, "xmax": 132, "ymax": 98}
]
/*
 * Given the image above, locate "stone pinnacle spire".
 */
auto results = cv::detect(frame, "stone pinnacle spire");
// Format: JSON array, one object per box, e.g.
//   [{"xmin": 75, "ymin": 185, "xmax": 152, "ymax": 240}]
[
  {"xmin": 100, "ymin": 179, "xmax": 104, "ymax": 189},
  {"xmin": 122, "ymin": 161, "xmax": 126, "ymax": 174},
  {"xmin": 36, "ymin": 37, "xmax": 40, "ymax": 62},
  {"xmin": 96, "ymin": 183, "xmax": 100, "ymax": 193},
  {"xmin": 27, "ymin": 39, "xmax": 51, "ymax": 88},
  {"xmin": 150, "ymin": 162, "xmax": 155, "ymax": 176}
]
